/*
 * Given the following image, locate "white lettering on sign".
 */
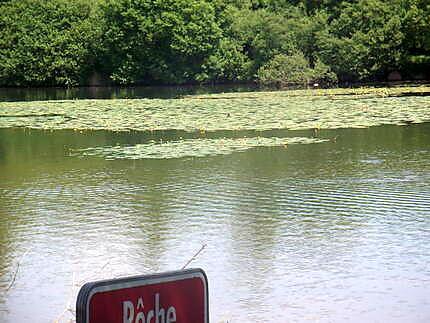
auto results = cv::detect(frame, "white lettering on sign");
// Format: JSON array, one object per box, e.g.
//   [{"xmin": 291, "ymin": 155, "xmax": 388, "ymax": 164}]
[{"xmin": 123, "ymin": 293, "xmax": 176, "ymax": 323}]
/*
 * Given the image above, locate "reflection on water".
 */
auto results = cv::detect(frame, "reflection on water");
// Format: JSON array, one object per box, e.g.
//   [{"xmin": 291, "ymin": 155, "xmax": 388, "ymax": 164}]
[
  {"xmin": 0, "ymin": 84, "xmax": 257, "ymax": 102},
  {"xmin": 0, "ymin": 124, "xmax": 430, "ymax": 322}
]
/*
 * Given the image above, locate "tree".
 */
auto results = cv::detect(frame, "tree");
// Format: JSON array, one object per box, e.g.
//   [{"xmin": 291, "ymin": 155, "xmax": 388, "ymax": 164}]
[
  {"xmin": 257, "ymin": 52, "xmax": 312, "ymax": 86},
  {"xmin": 317, "ymin": 0, "xmax": 405, "ymax": 81},
  {"xmin": 257, "ymin": 52, "xmax": 336, "ymax": 86},
  {"xmin": 0, "ymin": 0, "xmax": 428, "ymax": 86},
  {"xmin": 99, "ymin": 0, "xmax": 224, "ymax": 84},
  {"xmin": 399, "ymin": 0, "xmax": 430, "ymax": 78},
  {"xmin": 226, "ymin": 7, "xmax": 299, "ymax": 77},
  {"xmin": 0, "ymin": 0, "xmax": 102, "ymax": 86}
]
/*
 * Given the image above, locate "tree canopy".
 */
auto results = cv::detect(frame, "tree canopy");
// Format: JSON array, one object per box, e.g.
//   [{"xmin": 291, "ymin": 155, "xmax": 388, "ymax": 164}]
[{"xmin": 0, "ymin": 0, "xmax": 429, "ymax": 86}]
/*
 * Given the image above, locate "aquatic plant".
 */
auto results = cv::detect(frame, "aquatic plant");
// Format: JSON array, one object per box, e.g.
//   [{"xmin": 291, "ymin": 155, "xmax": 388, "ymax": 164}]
[
  {"xmin": 72, "ymin": 136, "xmax": 329, "ymax": 160},
  {"xmin": 0, "ymin": 86, "xmax": 429, "ymax": 132}
]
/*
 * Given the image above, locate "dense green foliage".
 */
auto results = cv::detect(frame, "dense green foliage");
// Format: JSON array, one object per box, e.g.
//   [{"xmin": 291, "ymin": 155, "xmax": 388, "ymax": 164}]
[
  {"xmin": 99, "ymin": 0, "xmax": 223, "ymax": 84},
  {"xmin": 0, "ymin": 0, "xmax": 429, "ymax": 86},
  {"xmin": 0, "ymin": 0, "xmax": 102, "ymax": 86},
  {"xmin": 257, "ymin": 53, "xmax": 337, "ymax": 86}
]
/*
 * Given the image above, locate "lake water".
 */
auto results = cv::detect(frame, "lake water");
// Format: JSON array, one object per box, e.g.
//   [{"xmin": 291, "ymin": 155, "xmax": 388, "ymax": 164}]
[
  {"xmin": 0, "ymin": 84, "xmax": 257, "ymax": 102},
  {"xmin": 0, "ymin": 89, "xmax": 430, "ymax": 322}
]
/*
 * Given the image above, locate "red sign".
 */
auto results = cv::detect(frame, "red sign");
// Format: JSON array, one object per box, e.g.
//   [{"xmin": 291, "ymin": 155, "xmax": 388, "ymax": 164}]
[{"xmin": 76, "ymin": 268, "xmax": 208, "ymax": 323}]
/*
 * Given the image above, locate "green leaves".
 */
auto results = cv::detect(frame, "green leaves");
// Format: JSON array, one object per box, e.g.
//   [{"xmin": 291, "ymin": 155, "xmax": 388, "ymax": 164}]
[
  {"xmin": 1, "ymin": 86, "xmax": 429, "ymax": 132},
  {"xmin": 0, "ymin": 0, "xmax": 102, "ymax": 86},
  {"xmin": 257, "ymin": 53, "xmax": 337, "ymax": 86},
  {"xmin": 316, "ymin": 0, "xmax": 430, "ymax": 82},
  {"xmin": 257, "ymin": 53, "xmax": 312, "ymax": 86},
  {"xmin": 0, "ymin": 0, "xmax": 429, "ymax": 86},
  {"xmin": 100, "ymin": 0, "xmax": 223, "ymax": 84},
  {"xmin": 73, "ymin": 137, "xmax": 329, "ymax": 160}
]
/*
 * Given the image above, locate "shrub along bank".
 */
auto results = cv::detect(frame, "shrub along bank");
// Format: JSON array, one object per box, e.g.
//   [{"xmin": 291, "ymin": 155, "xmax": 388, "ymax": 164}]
[{"xmin": 0, "ymin": 0, "xmax": 429, "ymax": 87}]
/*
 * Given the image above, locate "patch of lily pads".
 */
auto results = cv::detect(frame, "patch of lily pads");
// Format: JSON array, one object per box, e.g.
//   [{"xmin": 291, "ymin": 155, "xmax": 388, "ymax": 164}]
[
  {"xmin": 72, "ymin": 136, "xmax": 329, "ymax": 160},
  {"xmin": 185, "ymin": 85, "xmax": 430, "ymax": 100},
  {"xmin": 0, "ymin": 86, "xmax": 429, "ymax": 133}
]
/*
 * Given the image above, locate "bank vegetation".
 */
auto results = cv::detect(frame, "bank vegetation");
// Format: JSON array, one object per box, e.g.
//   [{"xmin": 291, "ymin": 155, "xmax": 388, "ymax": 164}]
[{"xmin": 0, "ymin": 0, "xmax": 429, "ymax": 87}]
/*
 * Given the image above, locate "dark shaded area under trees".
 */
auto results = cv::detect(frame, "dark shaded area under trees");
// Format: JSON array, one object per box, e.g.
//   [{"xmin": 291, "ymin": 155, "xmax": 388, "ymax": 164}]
[{"xmin": 0, "ymin": 0, "xmax": 429, "ymax": 87}]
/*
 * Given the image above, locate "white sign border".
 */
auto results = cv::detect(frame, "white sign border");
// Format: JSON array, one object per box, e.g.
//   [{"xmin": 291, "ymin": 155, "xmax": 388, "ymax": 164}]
[{"xmin": 76, "ymin": 268, "xmax": 208, "ymax": 323}]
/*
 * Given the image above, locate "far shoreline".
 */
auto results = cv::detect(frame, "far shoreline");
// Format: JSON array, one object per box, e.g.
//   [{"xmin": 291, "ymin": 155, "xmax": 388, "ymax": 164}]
[{"xmin": 1, "ymin": 80, "xmax": 430, "ymax": 102}]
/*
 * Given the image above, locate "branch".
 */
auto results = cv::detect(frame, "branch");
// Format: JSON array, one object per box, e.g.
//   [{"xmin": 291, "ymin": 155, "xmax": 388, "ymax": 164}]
[
  {"xmin": 6, "ymin": 248, "xmax": 31, "ymax": 292},
  {"xmin": 182, "ymin": 244, "xmax": 207, "ymax": 270}
]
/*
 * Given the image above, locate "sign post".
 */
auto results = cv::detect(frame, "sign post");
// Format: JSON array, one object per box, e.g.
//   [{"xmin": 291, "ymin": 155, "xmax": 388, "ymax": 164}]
[{"xmin": 76, "ymin": 268, "xmax": 208, "ymax": 323}]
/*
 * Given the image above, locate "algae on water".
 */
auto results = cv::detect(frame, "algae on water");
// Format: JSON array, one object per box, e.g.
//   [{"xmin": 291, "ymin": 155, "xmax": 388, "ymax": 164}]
[
  {"xmin": 1, "ymin": 86, "xmax": 429, "ymax": 132},
  {"xmin": 72, "ymin": 137, "xmax": 329, "ymax": 160},
  {"xmin": 1, "ymin": 87, "xmax": 430, "ymax": 159}
]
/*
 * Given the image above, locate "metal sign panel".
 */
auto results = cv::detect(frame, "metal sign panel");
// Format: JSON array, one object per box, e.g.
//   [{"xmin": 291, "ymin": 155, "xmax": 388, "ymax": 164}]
[{"xmin": 76, "ymin": 268, "xmax": 208, "ymax": 323}]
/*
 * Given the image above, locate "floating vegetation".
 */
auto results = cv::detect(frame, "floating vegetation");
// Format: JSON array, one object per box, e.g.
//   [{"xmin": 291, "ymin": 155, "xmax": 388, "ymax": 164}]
[
  {"xmin": 0, "ymin": 86, "xmax": 430, "ymax": 132},
  {"xmin": 72, "ymin": 137, "xmax": 329, "ymax": 159},
  {"xmin": 185, "ymin": 85, "xmax": 430, "ymax": 100}
]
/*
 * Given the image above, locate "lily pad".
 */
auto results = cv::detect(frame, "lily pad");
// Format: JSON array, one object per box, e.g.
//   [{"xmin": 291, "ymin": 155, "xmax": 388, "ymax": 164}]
[
  {"xmin": 72, "ymin": 136, "xmax": 329, "ymax": 160},
  {"xmin": 1, "ymin": 86, "xmax": 430, "ymax": 132}
]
